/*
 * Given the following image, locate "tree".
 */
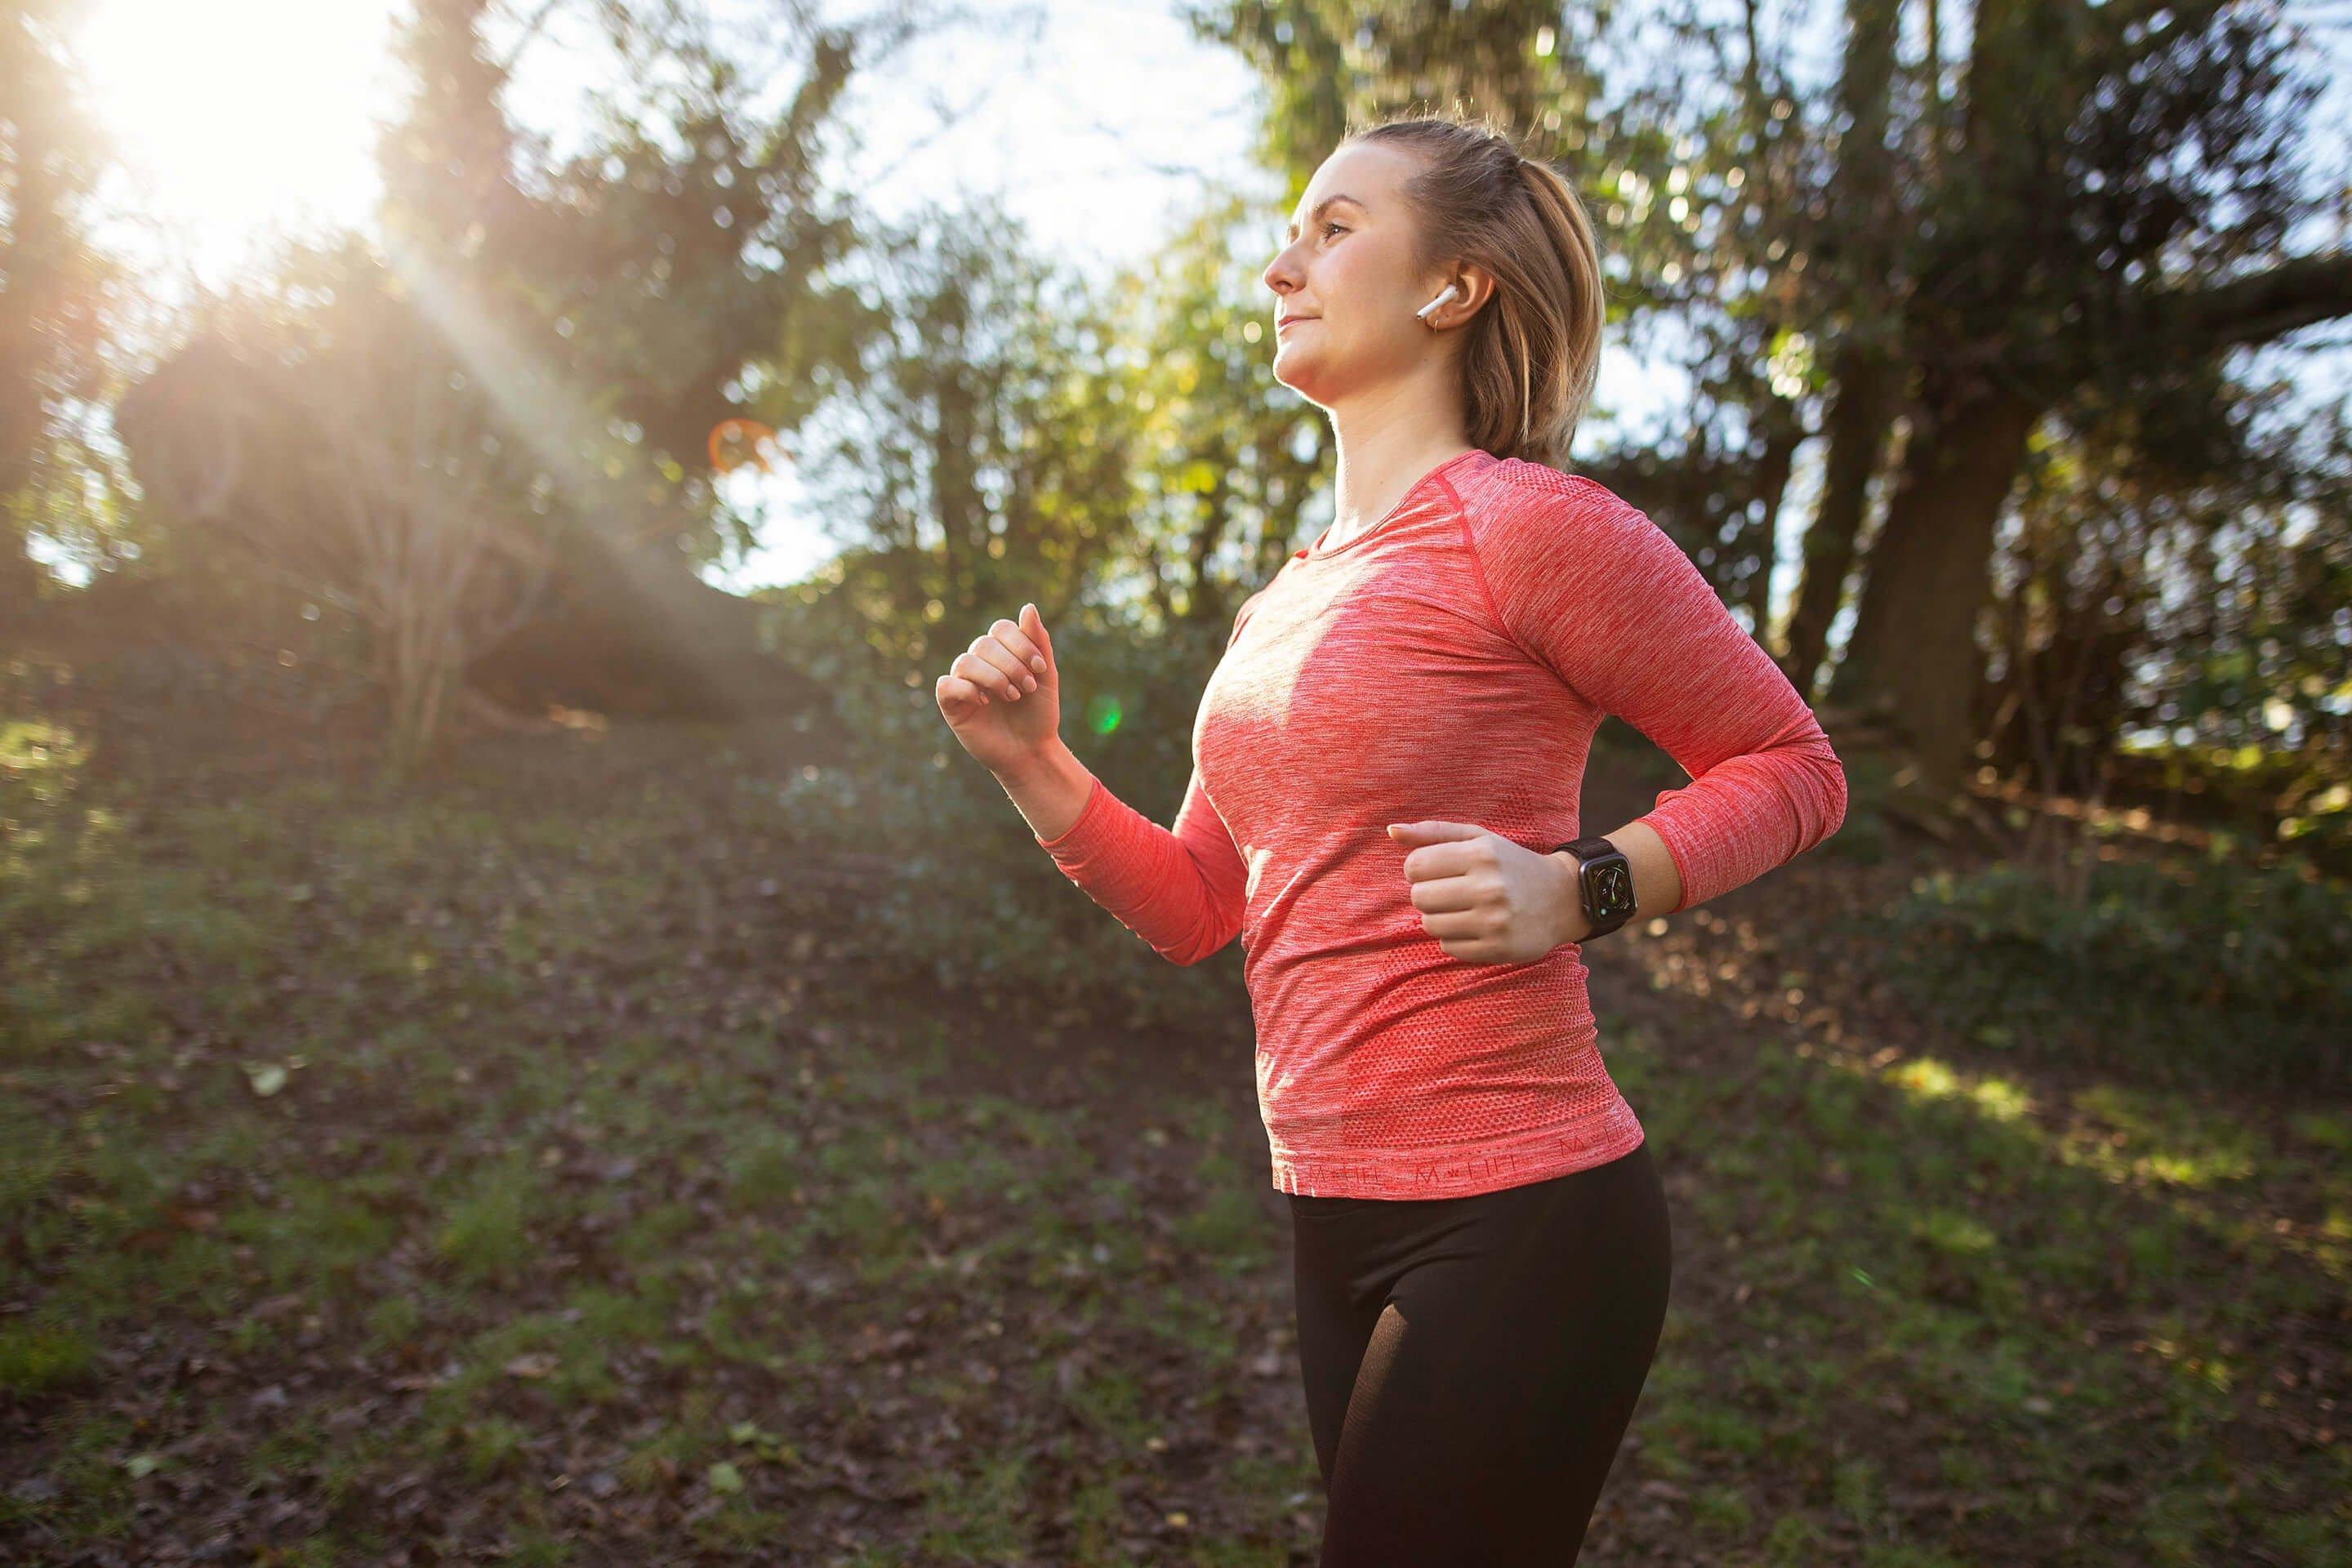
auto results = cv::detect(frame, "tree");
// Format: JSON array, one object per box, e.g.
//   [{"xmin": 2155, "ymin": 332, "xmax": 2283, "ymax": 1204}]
[
  {"xmin": 112, "ymin": 244, "xmax": 560, "ymax": 773},
  {"xmin": 1825, "ymin": 0, "xmax": 2349, "ymax": 809},
  {"xmin": 0, "ymin": 0, "xmax": 122, "ymax": 631},
  {"xmin": 788, "ymin": 194, "xmax": 1143, "ymax": 666}
]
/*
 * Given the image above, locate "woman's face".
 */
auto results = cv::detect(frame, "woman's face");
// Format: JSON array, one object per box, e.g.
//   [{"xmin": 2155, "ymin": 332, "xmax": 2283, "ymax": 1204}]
[{"xmin": 1262, "ymin": 142, "xmax": 1453, "ymax": 408}]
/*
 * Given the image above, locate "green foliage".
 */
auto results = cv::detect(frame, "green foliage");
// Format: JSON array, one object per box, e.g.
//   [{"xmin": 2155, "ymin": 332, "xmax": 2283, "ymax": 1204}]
[
  {"xmin": 1862, "ymin": 850, "xmax": 2351, "ymax": 1091},
  {"xmin": 760, "ymin": 582, "xmax": 1251, "ymax": 1038},
  {"xmin": 1814, "ymin": 742, "xmax": 1901, "ymax": 865}
]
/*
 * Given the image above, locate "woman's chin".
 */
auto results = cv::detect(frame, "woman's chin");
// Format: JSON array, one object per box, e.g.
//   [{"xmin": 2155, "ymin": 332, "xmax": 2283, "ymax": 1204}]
[{"xmin": 1272, "ymin": 347, "xmax": 1333, "ymax": 400}]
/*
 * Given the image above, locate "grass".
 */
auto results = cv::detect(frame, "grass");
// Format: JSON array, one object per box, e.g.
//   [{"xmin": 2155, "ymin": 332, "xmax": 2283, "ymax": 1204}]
[{"xmin": 2, "ymin": 651, "xmax": 2346, "ymax": 1564}]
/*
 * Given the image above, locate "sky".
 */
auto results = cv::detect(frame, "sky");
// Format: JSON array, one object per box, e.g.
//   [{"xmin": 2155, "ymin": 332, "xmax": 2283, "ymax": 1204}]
[{"xmin": 56, "ymin": 0, "xmax": 2352, "ymax": 602}]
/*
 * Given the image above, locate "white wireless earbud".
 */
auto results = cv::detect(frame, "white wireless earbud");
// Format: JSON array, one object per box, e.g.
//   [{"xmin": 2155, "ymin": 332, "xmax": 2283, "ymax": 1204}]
[{"xmin": 1415, "ymin": 283, "xmax": 1460, "ymax": 322}]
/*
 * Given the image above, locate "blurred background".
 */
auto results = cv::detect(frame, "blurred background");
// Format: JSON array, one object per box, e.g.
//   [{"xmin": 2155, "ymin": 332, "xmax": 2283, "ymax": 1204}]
[{"xmin": 2, "ymin": 0, "xmax": 2347, "ymax": 1562}]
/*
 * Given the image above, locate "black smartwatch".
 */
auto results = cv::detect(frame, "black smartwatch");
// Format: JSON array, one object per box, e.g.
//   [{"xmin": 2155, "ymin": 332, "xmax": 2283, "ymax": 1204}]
[{"xmin": 1551, "ymin": 834, "xmax": 1637, "ymax": 940}]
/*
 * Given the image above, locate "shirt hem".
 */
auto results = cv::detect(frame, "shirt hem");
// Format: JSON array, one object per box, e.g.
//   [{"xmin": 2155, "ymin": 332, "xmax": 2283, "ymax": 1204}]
[{"xmin": 1267, "ymin": 1100, "xmax": 1647, "ymax": 1200}]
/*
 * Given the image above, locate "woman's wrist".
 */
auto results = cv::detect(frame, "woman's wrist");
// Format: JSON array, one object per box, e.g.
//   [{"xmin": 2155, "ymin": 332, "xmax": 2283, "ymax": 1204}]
[
  {"xmin": 1547, "ymin": 851, "xmax": 1592, "ymax": 949},
  {"xmin": 997, "ymin": 738, "xmax": 1094, "ymax": 841},
  {"xmin": 995, "ymin": 733, "xmax": 1072, "ymax": 790}
]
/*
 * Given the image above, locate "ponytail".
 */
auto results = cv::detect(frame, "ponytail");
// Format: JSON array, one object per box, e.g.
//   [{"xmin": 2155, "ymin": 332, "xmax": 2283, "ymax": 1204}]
[{"xmin": 1343, "ymin": 114, "xmax": 1608, "ymax": 469}]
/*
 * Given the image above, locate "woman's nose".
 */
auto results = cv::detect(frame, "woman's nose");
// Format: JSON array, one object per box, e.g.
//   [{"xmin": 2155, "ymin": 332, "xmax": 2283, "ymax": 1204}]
[{"xmin": 1263, "ymin": 245, "xmax": 1305, "ymax": 291}]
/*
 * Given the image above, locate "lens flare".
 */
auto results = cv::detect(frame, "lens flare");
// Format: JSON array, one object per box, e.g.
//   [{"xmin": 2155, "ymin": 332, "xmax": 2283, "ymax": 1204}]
[{"xmin": 707, "ymin": 418, "xmax": 781, "ymax": 474}]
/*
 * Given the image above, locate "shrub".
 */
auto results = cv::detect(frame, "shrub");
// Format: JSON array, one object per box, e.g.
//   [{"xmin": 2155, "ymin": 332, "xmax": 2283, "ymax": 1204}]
[
  {"xmin": 1859, "ymin": 849, "xmax": 2351, "ymax": 1092},
  {"xmin": 755, "ymin": 585, "xmax": 1252, "ymax": 1040}
]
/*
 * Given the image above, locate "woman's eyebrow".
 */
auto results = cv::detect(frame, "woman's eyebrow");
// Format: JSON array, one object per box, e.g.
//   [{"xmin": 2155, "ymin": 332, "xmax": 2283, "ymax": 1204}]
[{"xmin": 1285, "ymin": 194, "xmax": 1365, "ymax": 240}]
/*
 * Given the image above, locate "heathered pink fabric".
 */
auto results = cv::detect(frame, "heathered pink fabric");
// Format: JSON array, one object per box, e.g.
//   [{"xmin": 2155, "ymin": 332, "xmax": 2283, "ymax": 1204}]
[{"xmin": 1035, "ymin": 448, "xmax": 1847, "ymax": 1198}]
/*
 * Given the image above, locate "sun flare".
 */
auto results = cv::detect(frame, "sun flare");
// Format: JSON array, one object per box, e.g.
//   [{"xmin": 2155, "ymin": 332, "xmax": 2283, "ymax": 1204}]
[{"xmin": 72, "ymin": 0, "xmax": 402, "ymax": 277}]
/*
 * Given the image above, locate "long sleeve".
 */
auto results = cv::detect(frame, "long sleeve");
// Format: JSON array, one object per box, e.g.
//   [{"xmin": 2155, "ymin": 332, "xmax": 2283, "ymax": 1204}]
[
  {"xmin": 1031, "ymin": 595, "xmax": 1262, "ymax": 965},
  {"xmin": 1465, "ymin": 477, "xmax": 1848, "ymax": 915},
  {"xmin": 1032, "ymin": 766, "xmax": 1247, "ymax": 965}
]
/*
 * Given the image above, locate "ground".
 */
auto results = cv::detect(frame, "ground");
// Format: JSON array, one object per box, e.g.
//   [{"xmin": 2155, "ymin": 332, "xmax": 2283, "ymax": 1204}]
[{"xmin": 2, "ymin": 653, "xmax": 2345, "ymax": 1566}]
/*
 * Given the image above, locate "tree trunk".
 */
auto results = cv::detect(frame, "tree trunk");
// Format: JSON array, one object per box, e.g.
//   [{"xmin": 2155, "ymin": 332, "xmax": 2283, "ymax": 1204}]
[
  {"xmin": 1784, "ymin": 349, "xmax": 1897, "ymax": 701},
  {"xmin": 1743, "ymin": 401, "xmax": 1802, "ymax": 638},
  {"xmin": 1829, "ymin": 371, "xmax": 2042, "ymax": 807},
  {"xmin": 0, "ymin": 530, "xmax": 41, "ymax": 641}
]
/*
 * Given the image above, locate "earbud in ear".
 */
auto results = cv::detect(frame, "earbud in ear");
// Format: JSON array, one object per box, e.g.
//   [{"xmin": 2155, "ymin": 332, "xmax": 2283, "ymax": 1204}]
[{"xmin": 1415, "ymin": 283, "xmax": 1461, "ymax": 321}]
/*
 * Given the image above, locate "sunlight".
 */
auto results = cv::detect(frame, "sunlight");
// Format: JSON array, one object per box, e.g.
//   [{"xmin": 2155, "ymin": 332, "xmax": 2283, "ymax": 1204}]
[
  {"xmin": 72, "ymin": 0, "xmax": 401, "ymax": 280},
  {"xmin": 1883, "ymin": 1056, "xmax": 2036, "ymax": 1122}
]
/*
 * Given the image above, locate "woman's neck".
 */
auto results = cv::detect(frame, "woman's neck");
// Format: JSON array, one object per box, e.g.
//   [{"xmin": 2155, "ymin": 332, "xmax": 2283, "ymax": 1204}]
[{"xmin": 1326, "ymin": 394, "xmax": 1468, "ymax": 550}]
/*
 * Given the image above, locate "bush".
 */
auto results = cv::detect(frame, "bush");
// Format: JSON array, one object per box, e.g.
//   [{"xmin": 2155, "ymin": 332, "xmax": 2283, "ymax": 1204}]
[
  {"xmin": 1856, "ymin": 848, "xmax": 2352, "ymax": 1093},
  {"xmin": 754, "ymin": 584, "xmax": 1252, "ymax": 1041}
]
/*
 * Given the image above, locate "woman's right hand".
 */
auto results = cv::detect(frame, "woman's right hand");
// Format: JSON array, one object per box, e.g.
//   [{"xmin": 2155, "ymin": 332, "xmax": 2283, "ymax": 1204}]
[{"xmin": 937, "ymin": 602, "xmax": 1062, "ymax": 776}]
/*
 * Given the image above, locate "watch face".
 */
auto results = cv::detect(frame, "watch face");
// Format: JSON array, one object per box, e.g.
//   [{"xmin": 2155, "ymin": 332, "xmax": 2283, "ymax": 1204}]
[{"xmin": 1589, "ymin": 860, "xmax": 1636, "ymax": 920}]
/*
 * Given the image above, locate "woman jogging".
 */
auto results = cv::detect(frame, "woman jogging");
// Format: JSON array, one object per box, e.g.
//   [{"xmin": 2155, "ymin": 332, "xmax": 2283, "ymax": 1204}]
[{"xmin": 934, "ymin": 112, "xmax": 1848, "ymax": 1566}]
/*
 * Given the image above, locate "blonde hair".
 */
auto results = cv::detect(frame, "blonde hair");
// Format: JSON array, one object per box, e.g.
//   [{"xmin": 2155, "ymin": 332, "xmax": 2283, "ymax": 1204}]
[{"xmin": 1340, "ymin": 112, "xmax": 1607, "ymax": 470}]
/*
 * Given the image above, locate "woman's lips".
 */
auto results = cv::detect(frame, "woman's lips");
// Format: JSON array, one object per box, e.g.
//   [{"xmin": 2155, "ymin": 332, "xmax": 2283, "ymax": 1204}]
[{"xmin": 1276, "ymin": 316, "xmax": 1316, "ymax": 333}]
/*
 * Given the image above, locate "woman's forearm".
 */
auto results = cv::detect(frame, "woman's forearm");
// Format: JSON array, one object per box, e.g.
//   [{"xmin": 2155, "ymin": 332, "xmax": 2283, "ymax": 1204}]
[
  {"xmin": 1014, "ymin": 742, "xmax": 1250, "ymax": 967},
  {"xmin": 1545, "ymin": 818, "xmax": 1685, "ymax": 934},
  {"xmin": 1630, "ymin": 728, "xmax": 1847, "ymax": 915},
  {"xmin": 996, "ymin": 736, "xmax": 1095, "ymax": 842},
  {"xmin": 1597, "ymin": 819, "xmax": 1683, "ymax": 921}
]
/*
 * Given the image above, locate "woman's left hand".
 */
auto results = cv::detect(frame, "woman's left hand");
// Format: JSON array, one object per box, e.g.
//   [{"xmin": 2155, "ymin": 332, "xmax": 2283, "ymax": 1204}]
[{"xmin": 1388, "ymin": 819, "xmax": 1588, "ymax": 964}]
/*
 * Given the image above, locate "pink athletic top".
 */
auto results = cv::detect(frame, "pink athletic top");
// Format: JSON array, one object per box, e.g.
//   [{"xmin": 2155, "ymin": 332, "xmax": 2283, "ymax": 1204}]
[{"xmin": 1034, "ymin": 448, "xmax": 1847, "ymax": 1198}]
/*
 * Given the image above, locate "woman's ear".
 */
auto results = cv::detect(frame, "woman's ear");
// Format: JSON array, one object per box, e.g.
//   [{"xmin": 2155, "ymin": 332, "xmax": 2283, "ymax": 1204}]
[
  {"xmin": 1454, "ymin": 265, "xmax": 1502, "ymax": 316},
  {"xmin": 1418, "ymin": 265, "xmax": 1499, "ymax": 325}
]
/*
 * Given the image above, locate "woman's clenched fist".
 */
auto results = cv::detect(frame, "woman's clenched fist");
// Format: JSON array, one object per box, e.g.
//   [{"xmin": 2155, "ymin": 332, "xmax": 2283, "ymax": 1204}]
[{"xmin": 936, "ymin": 602, "xmax": 1061, "ymax": 775}]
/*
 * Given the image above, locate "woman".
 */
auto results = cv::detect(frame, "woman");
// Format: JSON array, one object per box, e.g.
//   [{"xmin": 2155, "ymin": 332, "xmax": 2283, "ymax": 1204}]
[{"xmin": 935, "ymin": 113, "xmax": 1847, "ymax": 1566}]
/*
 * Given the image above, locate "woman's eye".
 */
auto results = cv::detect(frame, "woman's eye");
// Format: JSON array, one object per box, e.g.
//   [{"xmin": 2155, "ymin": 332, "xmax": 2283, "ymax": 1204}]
[{"xmin": 1321, "ymin": 221, "xmax": 1346, "ymax": 238}]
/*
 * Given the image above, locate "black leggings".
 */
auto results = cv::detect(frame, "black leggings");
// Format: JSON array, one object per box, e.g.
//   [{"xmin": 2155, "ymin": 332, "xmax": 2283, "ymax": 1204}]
[{"xmin": 1285, "ymin": 1138, "xmax": 1673, "ymax": 1566}]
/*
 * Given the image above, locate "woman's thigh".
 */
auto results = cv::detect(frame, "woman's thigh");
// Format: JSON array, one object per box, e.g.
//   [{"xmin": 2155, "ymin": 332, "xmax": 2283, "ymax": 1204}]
[
  {"xmin": 1290, "ymin": 1207, "xmax": 1390, "ymax": 1488},
  {"xmin": 1293, "ymin": 1143, "xmax": 1673, "ymax": 1567}
]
